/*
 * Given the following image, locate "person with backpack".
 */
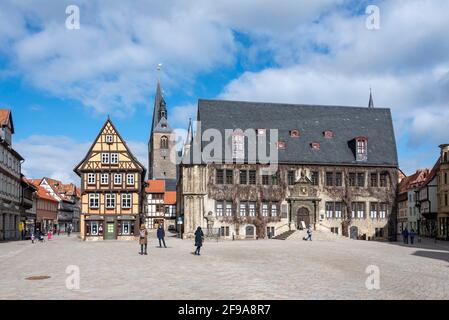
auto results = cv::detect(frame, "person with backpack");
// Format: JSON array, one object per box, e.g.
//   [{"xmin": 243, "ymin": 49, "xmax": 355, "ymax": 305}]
[
  {"xmin": 139, "ymin": 224, "xmax": 148, "ymax": 255},
  {"xmin": 157, "ymin": 224, "xmax": 167, "ymax": 248},
  {"xmin": 194, "ymin": 226, "xmax": 204, "ymax": 255}
]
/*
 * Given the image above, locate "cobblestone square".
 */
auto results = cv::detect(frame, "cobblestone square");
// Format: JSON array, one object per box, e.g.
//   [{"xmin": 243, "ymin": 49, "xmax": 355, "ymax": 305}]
[{"xmin": 1, "ymin": 232, "xmax": 449, "ymax": 300}]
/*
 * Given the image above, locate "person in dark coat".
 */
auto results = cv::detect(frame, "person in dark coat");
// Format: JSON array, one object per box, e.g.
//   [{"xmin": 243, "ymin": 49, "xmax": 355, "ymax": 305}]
[
  {"xmin": 194, "ymin": 226, "xmax": 204, "ymax": 255},
  {"xmin": 157, "ymin": 225, "xmax": 167, "ymax": 248},
  {"xmin": 402, "ymin": 228, "xmax": 409, "ymax": 244},
  {"xmin": 409, "ymin": 229, "xmax": 415, "ymax": 245},
  {"xmin": 139, "ymin": 224, "xmax": 148, "ymax": 255}
]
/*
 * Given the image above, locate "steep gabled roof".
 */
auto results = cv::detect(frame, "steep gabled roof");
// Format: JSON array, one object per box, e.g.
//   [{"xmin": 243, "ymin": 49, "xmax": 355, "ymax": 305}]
[
  {"xmin": 398, "ymin": 169, "xmax": 430, "ymax": 194},
  {"xmin": 0, "ymin": 109, "xmax": 14, "ymax": 133},
  {"xmin": 197, "ymin": 99, "xmax": 398, "ymax": 167},
  {"xmin": 145, "ymin": 180, "xmax": 165, "ymax": 193},
  {"xmin": 74, "ymin": 118, "xmax": 146, "ymax": 176}
]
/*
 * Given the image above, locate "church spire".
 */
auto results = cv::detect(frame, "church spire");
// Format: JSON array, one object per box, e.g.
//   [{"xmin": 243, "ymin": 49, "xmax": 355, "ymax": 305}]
[
  {"xmin": 151, "ymin": 64, "xmax": 169, "ymax": 134},
  {"xmin": 368, "ymin": 88, "xmax": 374, "ymax": 108}
]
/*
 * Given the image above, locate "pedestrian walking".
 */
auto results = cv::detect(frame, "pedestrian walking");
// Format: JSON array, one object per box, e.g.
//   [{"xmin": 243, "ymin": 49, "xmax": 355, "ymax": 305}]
[
  {"xmin": 139, "ymin": 224, "xmax": 148, "ymax": 255},
  {"xmin": 305, "ymin": 225, "xmax": 312, "ymax": 241},
  {"xmin": 410, "ymin": 229, "xmax": 415, "ymax": 245},
  {"xmin": 402, "ymin": 228, "xmax": 409, "ymax": 244},
  {"xmin": 67, "ymin": 226, "xmax": 71, "ymax": 237},
  {"xmin": 157, "ymin": 225, "xmax": 167, "ymax": 248},
  {"xmin": 194, "ymin": 226, "xmax": 204, "ymax": 255},
  {"xmin": 47, "ymin": 230, "xmax": 52, "ymax": 241},
  {"xmin": 31, "ymin": 232, "xmax": 35, "ymax": 244}
]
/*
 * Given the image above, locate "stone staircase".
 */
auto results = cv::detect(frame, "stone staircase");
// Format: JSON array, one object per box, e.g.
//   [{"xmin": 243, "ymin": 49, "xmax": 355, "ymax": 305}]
[
  {"xmin": 287, "ymin": 228, "xmax": 342, "ymax": 241},
  {"xmin": 273, "ymin": 230, "xmax": 296, "ymax": 240}
]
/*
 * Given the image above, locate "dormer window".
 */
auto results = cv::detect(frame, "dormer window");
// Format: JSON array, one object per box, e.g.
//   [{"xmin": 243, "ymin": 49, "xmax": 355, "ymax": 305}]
[
  {"xmin": 277, "ymin": 140, "xmax": 286, "ymax": 150},
  {"xmin": 257, "ymin": 129, "xmax": 266, "ymax": 136},
  {"xmin": 355, "ymin": 137, "xmax": 368, "ymax": 161},
  {"xmin": 290, "ymin": 130, "xmax": 300, "ymax": 137},
  {"xmin": 311, "ymin": 142, "xmax": 320, "ymax": 150},
  {"xmin": 105, "ymin": 135, "xmax": 113, "ymax": 144},
  {"xmin": 324, "ymin": 130, "xmax": 333, "ymax": 139}
]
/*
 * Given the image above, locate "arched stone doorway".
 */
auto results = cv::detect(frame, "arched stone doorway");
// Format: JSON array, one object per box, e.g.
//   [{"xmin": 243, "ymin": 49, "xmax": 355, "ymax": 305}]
[
  {"xmin": 245, "ymin": 225, "xmax": 255, "ymax": 238},
  {"xmin": 350, "ymin": 226, "xmax": 359, "ymax": 239},
  {"xmin": 296, "ymin": 207, "xmax": 310, "ymax": 229}
]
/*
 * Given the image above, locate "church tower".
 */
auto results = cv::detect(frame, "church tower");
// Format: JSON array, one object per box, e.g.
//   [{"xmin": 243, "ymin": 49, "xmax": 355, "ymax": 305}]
[{"xmin": 148, "ymin": 71, "xmax": 177, "ymax": 180}]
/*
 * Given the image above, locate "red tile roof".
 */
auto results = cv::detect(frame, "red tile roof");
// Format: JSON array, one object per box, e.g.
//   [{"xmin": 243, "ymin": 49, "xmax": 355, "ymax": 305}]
[
  {"xmin": 0, "ymin": 109, "xmax": 11, "ymax": 126},
  {"xmin": 145, "ymin": 180, "xmax": 165, "ymax": 193},
  {"xmin": 164, "ymin": 191, "xmax": 176, "ymax": 205},
  {"xmin": 398, "ymin": 168, "xmax": 430, "ymax": 194}
]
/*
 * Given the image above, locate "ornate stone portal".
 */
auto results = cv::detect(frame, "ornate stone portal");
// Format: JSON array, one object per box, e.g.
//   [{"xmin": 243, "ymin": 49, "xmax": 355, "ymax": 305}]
[{"xmin": 288, "ymin": 171, "xmax": 320, "ymax": 230}]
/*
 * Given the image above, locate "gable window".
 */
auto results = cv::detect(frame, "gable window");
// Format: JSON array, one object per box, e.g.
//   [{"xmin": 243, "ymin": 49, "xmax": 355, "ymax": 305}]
[
  {"xmin": 111, "ymin": 153, "xmax": 119, "ymax": 164},
  {"xmin": 121, "ymin": 194, "xmax": 132, "ymax": 209},
  {"xmin": 290, "ymin": 130, "xmax": 300, "ymax": 137},
  {"xmin": 277, "ymin": 140, "xmax": 286, "ymax": 150},
  {"xmin": 240, "ymin": 170, "xmax": 248, "ymax": 185},
  {"xmin": 160, "ymin": 136, "xmax": 169, "ymax": 149},
  {"xmin": 216, "ymin": 169, "xmax": 224, "ymax": 184},
  {"xmin": 311, "ymin": 142, "xmax": 320, "ymax": 150},
  {"xmin": 87, "ymin": 173, "xmax": 96, "ymax": 185},
  {"xmin": 106, "ymin": 194, "xmax": 116, "ymax": 209},
  {"xmin": 311, "ymin": 171, "xmax": 319, "ymax": 186},
  {"xmin": 355, "ymin": 137, "xmax": 368, "ymax": 161},
  {"xmin": 105, "ymin": 135, "xmax": 113, "ymax": 144},
  {"xmin": 89, "ymin": 194, "xmax": 99, "ymax": 209},
  {"xmin": 101, "ymin": 153, "xmax": 110, "ymax": 164},
  {"xmin": 126, "ymin": 174, "xmax": 135, "ymax": 185},
  {"xmin": 101, "ymin": 173, "xmax": 109, "ymax": 185},
  {"xmin": 370, "ymin": 173, "xmax": 378, "ymax": 187},
  {"xmin": 114, "ymin": 173, "xmax": 122, "ymax": 185},
  {"xmin": 232, "ymin": 133, "xmax": 245, "ymax": 160}
]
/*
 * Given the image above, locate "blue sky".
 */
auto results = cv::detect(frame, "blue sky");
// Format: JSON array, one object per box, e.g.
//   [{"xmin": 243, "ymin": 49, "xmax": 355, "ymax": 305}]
[{"xmin": 0, "ymin": 0, "xmax": 448, "ymax": 182}]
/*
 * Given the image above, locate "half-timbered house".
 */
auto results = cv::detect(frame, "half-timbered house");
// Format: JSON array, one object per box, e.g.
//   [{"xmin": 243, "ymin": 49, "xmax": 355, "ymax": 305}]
[{"xmin": 74, "ymin": 118, "xmax": 146, "ymax": 241}]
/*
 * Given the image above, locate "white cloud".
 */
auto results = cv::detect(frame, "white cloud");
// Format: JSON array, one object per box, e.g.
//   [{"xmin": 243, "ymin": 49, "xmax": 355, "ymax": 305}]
[{"xmin": 16, "ymin": 135, "xmax": 148, "ymax": 184}]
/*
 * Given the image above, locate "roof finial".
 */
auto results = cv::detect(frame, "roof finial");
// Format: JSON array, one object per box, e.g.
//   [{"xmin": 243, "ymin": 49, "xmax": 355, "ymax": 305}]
[
  {"xmin": 157, "ymin": 63, "xmax": 162, "ymax": 83},
  {"xmin": 368, "ymin": 87, "xmax": 374, "ymax": 108}
]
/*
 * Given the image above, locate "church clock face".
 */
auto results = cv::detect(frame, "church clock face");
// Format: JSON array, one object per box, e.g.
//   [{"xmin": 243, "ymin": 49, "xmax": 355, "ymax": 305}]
[{"xmin": 300, "ymin": 187, "xmax": 307, "ymax": 195}]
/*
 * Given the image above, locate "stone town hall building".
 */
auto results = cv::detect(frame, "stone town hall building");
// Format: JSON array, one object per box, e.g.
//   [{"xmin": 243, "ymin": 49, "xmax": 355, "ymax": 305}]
[{"xmin": 177, "ymin": 98, "xmax": 399, "ymax": 240}]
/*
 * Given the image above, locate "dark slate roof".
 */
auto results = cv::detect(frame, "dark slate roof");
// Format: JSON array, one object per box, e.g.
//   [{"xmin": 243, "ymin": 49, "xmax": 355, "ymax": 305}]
[
  {"xmin": 196, "ymin": 99, "xmax": 398, "ymax": 167},
  {"xmin": 165, "ymin": 179, "xmax": 177, "ymax": 191}
]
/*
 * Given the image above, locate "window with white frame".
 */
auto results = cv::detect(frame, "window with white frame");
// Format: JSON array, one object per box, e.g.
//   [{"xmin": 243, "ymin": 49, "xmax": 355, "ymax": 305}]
[
  {"xmin": 122, "ymin": 221, "xmax": 131, "ymax": 235},
  {"xmin": 370, "ymin": 202, "xmax": 378, "ymax": 219},
  {"xmin": 225, "ymin": 203, "xmax": 233, "ymax": 216},
  {"xmin": 106, "ymin": 135, "xmax": 113, "ymax": 143},
  {"xmin": 262, "ymin": 203, "xmax": 269, "ymax": 217},
  {"xmin": 101, "ymin": 173, "xmax": 109, "ymax": 185},
  {"xmin": 232, "ymin": 133, "xmax": 245, "ymax": 160},
  {"xmin": 239, "ymin": 203, "xmax": 247, "ymax": 216},
  {"xmin": 351, "ymin": 202, "xmax": 356, "ymax": 219},
  {"xmin": 105, "ymin": 194, "xmax": 116, "ymax": 209},
  {"xmin": 248, "ymin": 202, "xmax": 256, "ymax": 217},
  {"xmin": 357, "ymin": 202, "xmax": 365, "ymax": 219},
  {"xmin": 87, "ymin": 173, "xmax": 96, "ymax": 185},
  {"xmin": 111, "ymin": 153, "xmax": 119, "ymax": 164},
  {"xmin": 326, "ymin": 202, "xmax": 334, "ymax": 218},
  {"xmin": 216, "ymin": 201, "xmax": 223, "ymax": 216},
  {"xmin": 101, "ymin": 153, "xmax": 110, "ymax": 164},
  {"xmin": 271, "ymin": 203, "xmax": 278, "ymax": 217},
  {"xmin": 89, "ymin": 194, "xmax": 99, "ymax": 208},
  {"xmin": 379, "ymin": 203, "xmax": 387, "ymax": 219},
  {"xmin": 114, "ymin": 173, "xmax": 122, "ymax": 185},
  {"xmin": 121, "ymin": 194, "xmax": 132, "ymax": 208},
  {"xmin": 335, "ymin": 202, "xmax": 342, "ymax": 219},
  {"xmin": 126, "ymin": 174, "xmax": 135, "ymax": 185}
]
